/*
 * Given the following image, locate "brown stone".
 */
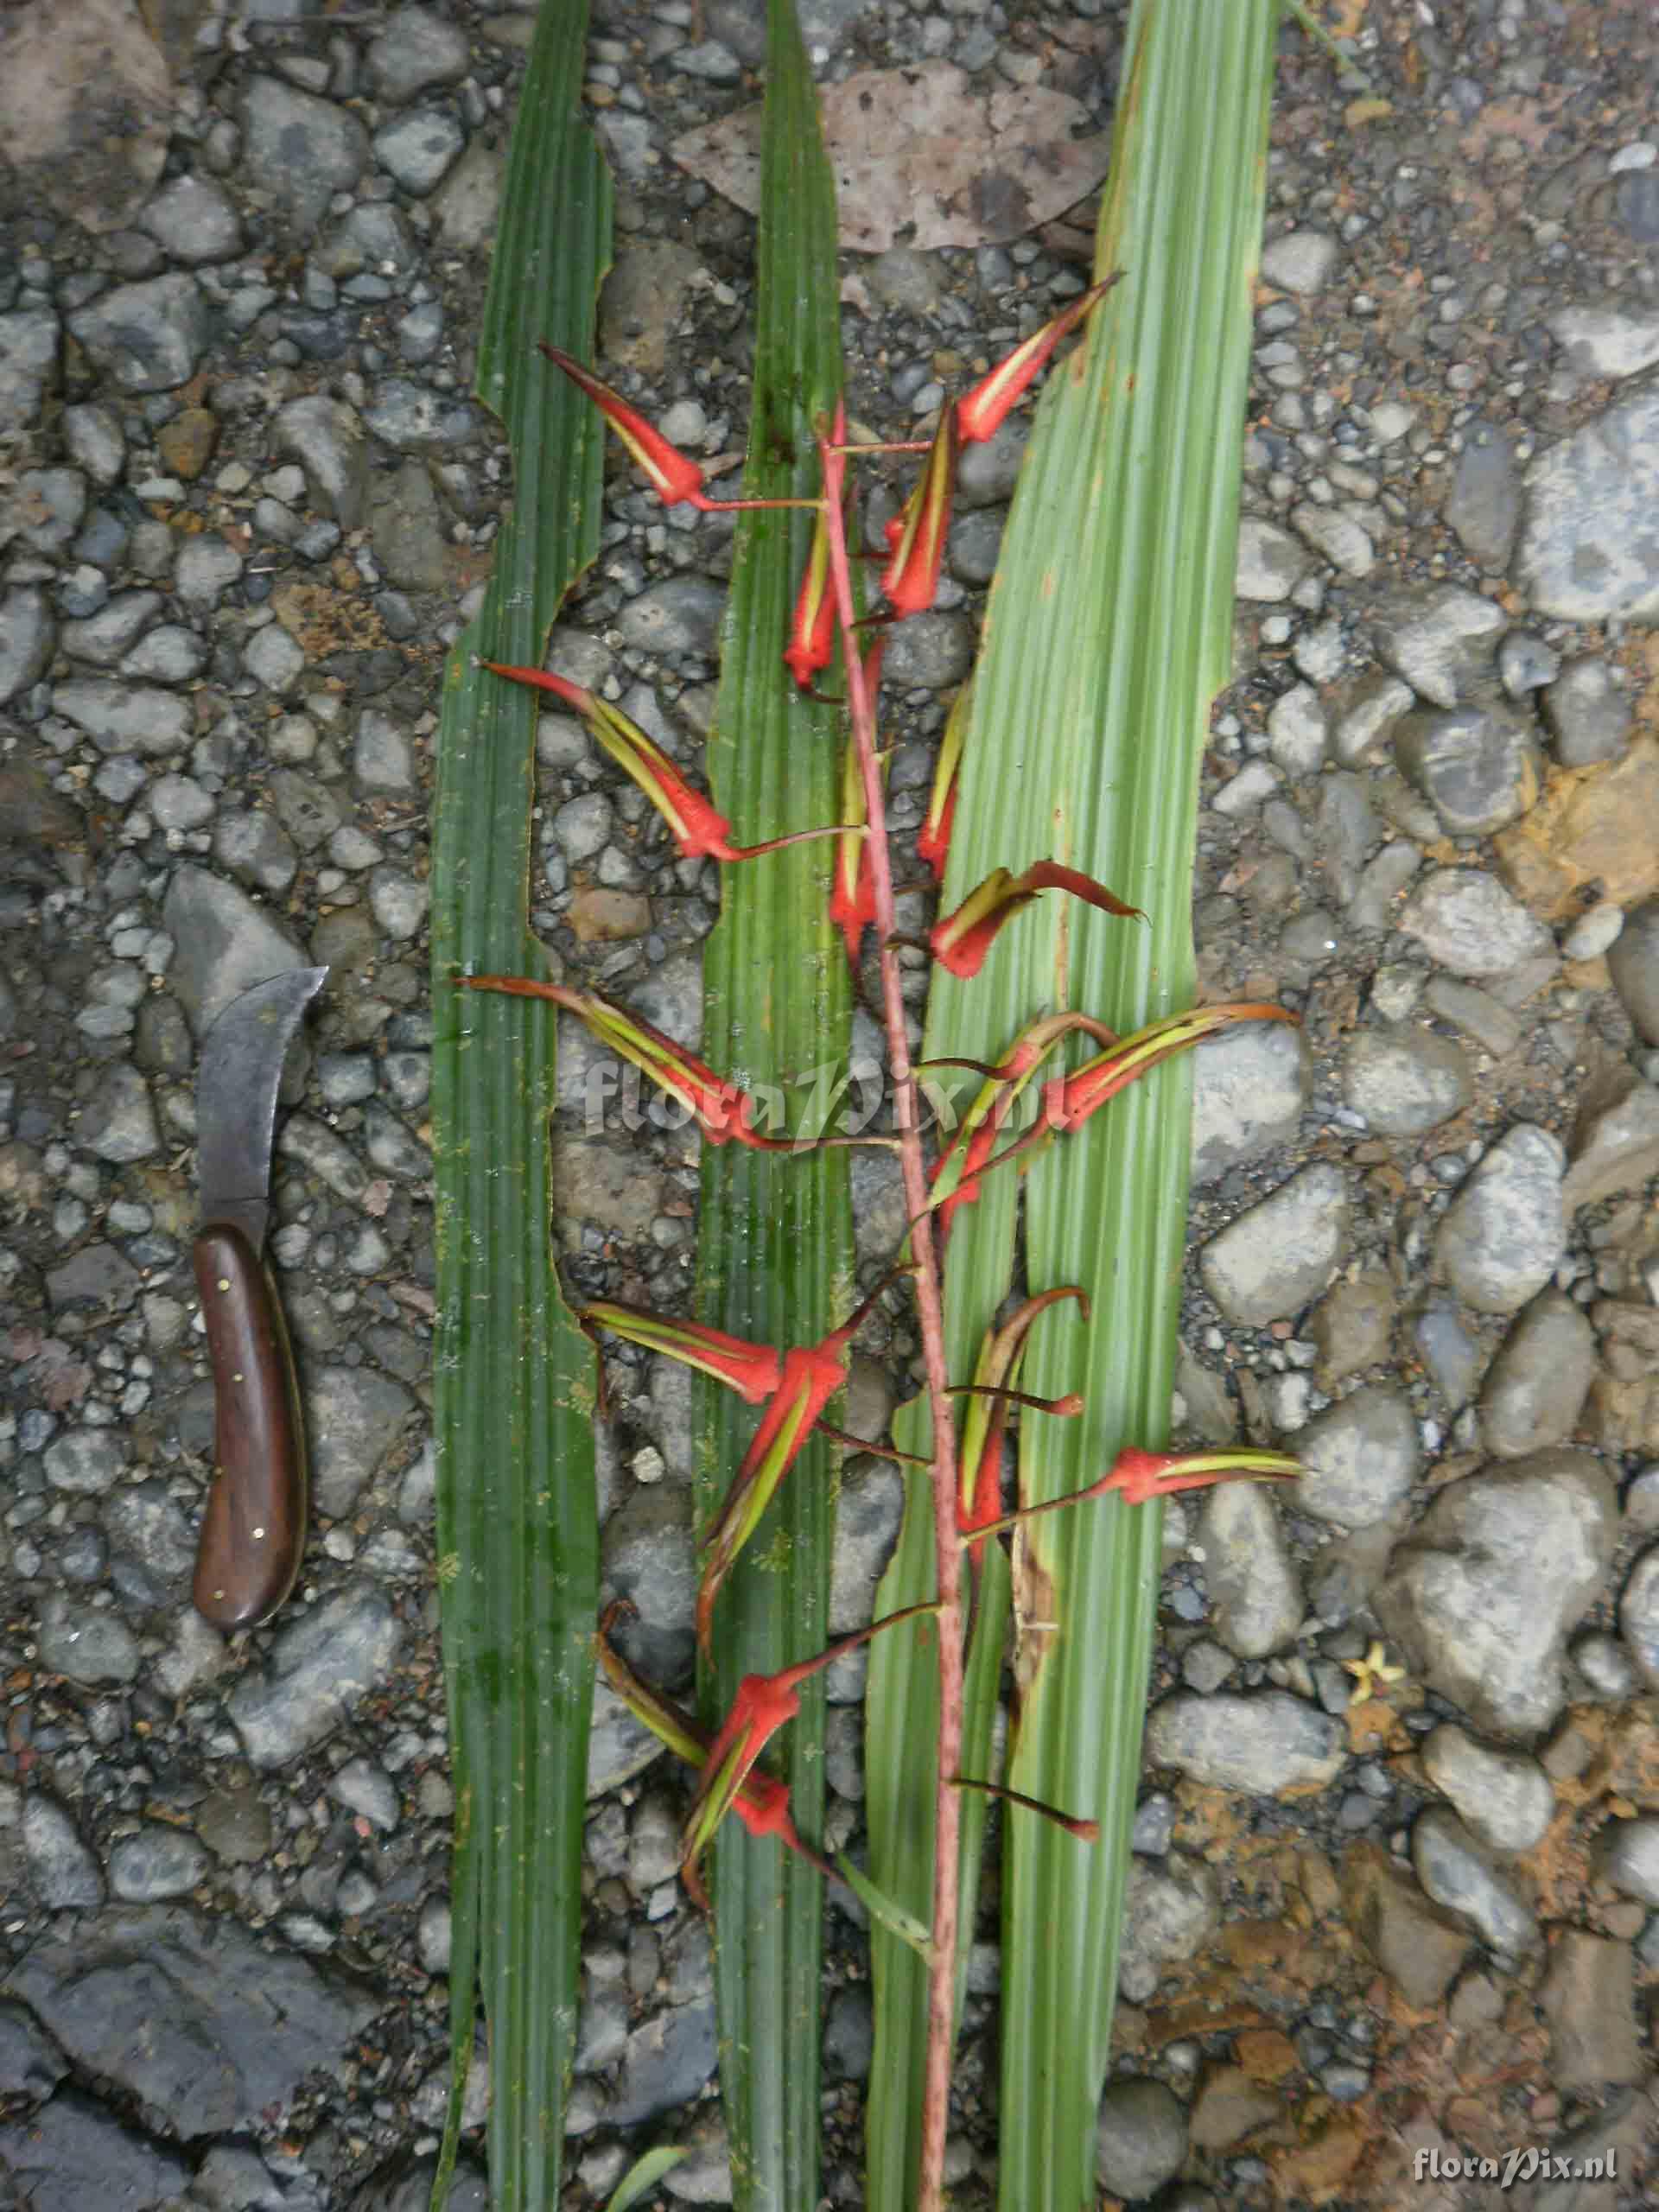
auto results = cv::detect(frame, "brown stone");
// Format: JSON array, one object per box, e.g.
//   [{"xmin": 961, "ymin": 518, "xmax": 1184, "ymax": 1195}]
[
  {"xmin": 1537, "ymin": 1931, "xmax": 1644, "ymax": 2088},
  {"xmin": 1266, "ymin": 2112, "xmax": 1370, "ymax": 2205},
  {"xmin": 1340, "ymin": 1840, "xmax": 1471, "ymax": 2009},
  {"xmin": 567, "ymin": 888, "xmax": 652, "ymax": 944},
  {"xmin": 1492, "ymin": 736, "xmax": 1659, "ymax": 921},
  {"xmin": 1234, "ymin": 2026, "xmax": 1299, "ymax": 2082},
  {"xmin": 156, "ymin": 406, "xmax": 219, "ymax": 480},
  {"xmin": 1187, "ymin": 2063, "xmax": 1281, "ymax": 2153},
  {"xmin": 554, "ymin": 1139, "xmax": 666, "ymax": 1247}
]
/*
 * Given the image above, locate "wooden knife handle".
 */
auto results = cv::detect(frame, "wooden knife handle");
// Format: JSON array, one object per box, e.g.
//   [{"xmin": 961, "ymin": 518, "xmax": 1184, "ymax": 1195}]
[{"xmin": 191, "ymin": 1223, "xmax": 308, "ymax": 1631}]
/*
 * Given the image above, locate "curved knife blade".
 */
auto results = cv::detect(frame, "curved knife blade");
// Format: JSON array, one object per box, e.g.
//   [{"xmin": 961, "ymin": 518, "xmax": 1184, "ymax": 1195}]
[{"xmin": 193, "ymin": 964, "xmax": 327, "ymax": 1630}]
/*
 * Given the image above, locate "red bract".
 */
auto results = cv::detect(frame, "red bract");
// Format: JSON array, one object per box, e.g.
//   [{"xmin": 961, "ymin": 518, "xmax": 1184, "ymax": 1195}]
[
  {"xmin": 930, "ymin": 861, "xmax": 1145, "ymax": 980},
  {"xmin": 927, "ymin": 1010, "xmax": 1118, "ymax": 1234},
  {"xmin": 829, "ymin": 721, "xmax": 886, "ymax": 966},
  {"xmin": 960, "ymin": 1446, "xmax": 1302, "ymax": 1547},
  {"xmin": 917, "ymin": 679, "xmax": 970, "ymax": 883},
  {"xmin": 1043, "ymin": 1002, "xmax": 1299, "ymax": 1135},
  {"xmin": 785, "ymin": 406, "xmax": 843, "ymax": 688},
  {"xmin": 880, "ymin": 405, "xmax": 957, "ymax": 620},
  {"xmin": 956, "ymin": 1289, "xmax": 1088, "ymax": 1586},
  {"xmin": 681, "ymin": 1603, "xmax": 937, "ymax": 1904},
  {"xmin": 955, "ymin": 273, "xmax": 1122, "ymax": 445},
  {"xmin": 460, "ymin": 974, "xmax": 798, "ymax": 1150},
  {"xmin": 541, "ymin": 343, "xmax": 709, "ymax": 507},
  {"xmin": 579, "ymin": 1300, "xmax": 783, "ymax": 1408}
]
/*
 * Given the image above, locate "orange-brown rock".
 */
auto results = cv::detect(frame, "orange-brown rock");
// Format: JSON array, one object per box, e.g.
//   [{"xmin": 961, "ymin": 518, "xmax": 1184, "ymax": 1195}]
[{"xmin": 1492, "ymin": 736, "xmax": 1659, "ymax": 920}]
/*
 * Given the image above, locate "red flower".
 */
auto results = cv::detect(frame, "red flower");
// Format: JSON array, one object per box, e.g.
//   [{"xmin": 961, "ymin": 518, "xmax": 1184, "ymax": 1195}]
[
  {"xmin": 930, "ymin": 861, "xmax": 1144, "ymax": 980},
  {"xmin": 880, "ymin": 406, "xmax": 957, "ymax": 620},
  {"xmin": 541, "ymin": 344, "xmax": 709, "ymax": 507},
  {"xmin": 955, "ymin": 273, "xmax": 1122, "ymax": 444}
]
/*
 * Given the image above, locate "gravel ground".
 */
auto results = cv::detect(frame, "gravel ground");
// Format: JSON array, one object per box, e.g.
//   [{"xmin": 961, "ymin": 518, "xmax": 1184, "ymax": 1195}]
[{"xmin": 3, "ymin": 0, "xmax": 1659, "ymax": 2207}]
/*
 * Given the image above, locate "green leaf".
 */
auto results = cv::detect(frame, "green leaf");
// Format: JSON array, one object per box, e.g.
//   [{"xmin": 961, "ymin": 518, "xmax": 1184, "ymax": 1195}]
[
  {"xmin": 865, "ymin": 5, "xmax": 1279, "ymax": 2206},
  {"xmin": 692, "ymin": 3, "xmax": 853, "ymax": 2207},
  {"xmin": 428, "ymin": 3, "xmax": 611, "ymax": 2206},
  {"xmin": 605, "ymin": 2147, "xmax": 690, "ymax": 2212}
]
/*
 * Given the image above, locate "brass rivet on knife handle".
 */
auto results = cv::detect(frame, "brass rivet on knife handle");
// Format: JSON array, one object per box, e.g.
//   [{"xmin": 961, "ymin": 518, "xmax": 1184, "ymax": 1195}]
[{"xmin": 192, "ymin": 1222, "xmax": 308, "ymax": 1631}]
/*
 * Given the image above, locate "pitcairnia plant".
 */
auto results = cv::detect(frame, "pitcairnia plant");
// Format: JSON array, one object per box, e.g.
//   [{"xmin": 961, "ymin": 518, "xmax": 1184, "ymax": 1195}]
[{"xmin": 461, "ymin": 115, "xmax": 1301, "ymax": 2209}]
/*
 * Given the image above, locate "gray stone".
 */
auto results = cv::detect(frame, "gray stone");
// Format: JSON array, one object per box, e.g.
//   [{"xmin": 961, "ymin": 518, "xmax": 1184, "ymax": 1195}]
[
  {"xmin": 1421, "ymin": 1725, "xmax": 1555, "ymax": 1854},
  {"xmin": 272, "ymin": 395, "xmax": 370, "ymax": 529},
  {"xmin": 1343, "ymin": 1027, "xmax": 1470, "ymax": 1135},
  {"xmin": 1372, "ymin": 585, "xmax": 1507, "ymax": 709},
  {"xmin": 0, "ymin": 308, "xmax": 60, "ymax": 424},
  {"xmin": 307, "ymin": 1365, "xmax": 416, "ymax": 1518},
  {"xmin": 1606, "ymin": 899, "xmax": 1659, "ymax": 1045},
  {"xmin": 52, "ymin": 677, "xmax": 191, "ymax": 756},
  {"xmin": 880, "ymin": 612, "xmax": 973, "ymax": 688},
  {"xmin": 1292, "ymin": 1384, "xmax": 1421, "ymax": 1528},
  {"xmin": 78, "ymin": 1062, "xmax": 159, "ymax": 1162},
  {"xmin": 1198, "ymin": 1162, "xmax": 1349, "ymax": 1325},
  {"xmin": 601, "ymin": 1486, "xmax": 696, "ymax": 1683},
  {"xmin": 608, "ymin": 1999, "xmax": 717, "ymax": 2128},
  {"xmin": 244, "ymin": 623, "xmax": 306, "ymax": 693},
  {"xmin": 1414, "ymin": 1295, "xmax": 1484, "ymax": 1411},
  {"xmin": 270, "ymin": 768, "xmax": 344, "ymax": 852},
  {"xmin": 227, "ymin": 1583, "xmax": 405, "ymax": 1766},
  {"xmin": 1619, "ymin": 1541, "xmax": 1659, "ymax": 1688},
  {"xmin": 1444, "ymin": 419, "xmax": 1522, "ymax": 570},
  {"xmin": 1236, "ymin": 515, "xmax": 1311, "ymax": 600},
  {"xmin": 955, "ymin": 415, "xmax": 1028, "ymax": 506},
  {"xmin": 588, "ymin": 1673, "xmax": 669, "ymax": 1797},
  {"xmin": 7, "ymin": 1904, "xmax": 378, "ymax": 2135},
  {"xmin": 353, "ymin": 707, "xmax": 418, "ymax": 795},
  {"xmin": 1412, "ymin": 1808, "xmax": 1540, "ymax": 1955},
  {"xmin": 331, "ymin": 1756, "xmax": 400, "ymax": 1831},
  {"xmin": 613, "ymin": 577, "xmax": 728, "ymax": 660},
  {"xmin": 1291, "ymin": 502, "xmax": 1374, "ymax": 578},
  {"xmin": 554, "ymin": 791, "xmax": 611, "ymax": 862},
  {"xmin": 1266, "ymin": 682, "xmax": 1326, "ymax": 776},
  {"xmin": 103, "ymin": 1482, "xmax": 195, "ymax": 1589},
  {"xmin": 1331, "ymin": 671, "xmax": 1414, "ymax": 767},
  {"xmin": 1198, "ymin": 1482, "xmax": 1301, "ymax": 1658},
  {"xmin": 0, "ymin": 1999, "xmax": 67, "ymax": 2100},
  {"xmin": 1314, "ymin": 770, "xmax": 1382, "ymax": 906},
  {"xmin": 109, "ymin": 1822, "xmax": 211, "ymax": 1901},
  {"xmin": 0, "ymin": 2090, "xmax": 190, "ymax": 2212},
  {"xmin": 1188, "ymin": 1017, "xmax": 1308, "ymax": 1185},
  {"xmin": 1563, "ymin": 903, "xmax": 1625, "ymax": 962},
  {"xmin": 368, "ymin": 457, "xmax": 448, "ymax": 592},
  {"xmin": 949, "ymin": 504, "xmax": 1006, "ymax": 584},
  {"xmin": 1397, "ymin": 867, "xmax": 1555, "ymax": 978},
  {"xmin": 1538, "ymin": 1930, "xmax": 1645, "ymax": 2091},
  {"xmin": 1096, "ymin": 2076, "xmax": 1189, "ymax": 2204},
  {"xmin": 1308, "ymin": 1270, "xmax": 1395, "ymax": 1389},
  {"xmin": 62, "ymin": 589, "xmax": 162, "ymax": 667},
  {"xmin": 1498, "ymin": 632, "xmax": 1560, "ymax": 699},
  {"xmin": 1592, "ymin": 1816, "xmax": 1659, "ymax": 1905},
  {"xmin": 1145, "ymin": 1690, "xmax": 1344, "ymax": 1795},
  {"xmin": 433, "ymin": 139, "xmax": 505, "ymax": 253},
  {"xmin": 826, "ymin": 1459, "xmax": 906, "ymax": 1700},
  {"xmin": 1394, "ymin": 703, "xmax": 1542, "ymax": 837},
  {"xmin": 214, "ymin": 809, "xmax": 299, "ymax": 896},
  {"xmin": 1436, "ymin": 1123, "xmax": 1566, "ymax": 1316},
  {"xmin": 1565, "ymin": 1071, "xmax": 1659, "ymax": 1211},
  {"xmin": 315, "ymin": 203, "xmax": 418, "ymax": 283},
  {"xmin": 278, "ymin": 1114, "xmax": 372, "ymax": 1203},
  {"xmin": 1116, "ymin": 1852, "xmax": 1220, "ymax": 2001},
  {"xmin": 12, "ymin": 467, "xmax": 84, "ymax": 555},
  {"xmin": 0, "ymin": 586, "xmax": 55, "ymax": 705},
  {"xmin": 1261, "ymin": 228, "xmax": 1339, "ymax": 294},
  {"xmin": 139, "ymin": 173, "xmax": 243, "ymax": 264},
  {"xmin": 366, "ymin": 5, "xmax": 470, "ymax": 103},
  {"xmin": 1422, "ymin": 975, "xmax": 1524, "ymax": 1057},
  {"xmin": 42, "ymin": 1427, "xmax": 125, "ymax": 1495},
  {"xmin": 240, "ymin": 78, "xmax": 370, "ymax": 232},
  {"xmin": 1517, "ymin": 383, "xmax": 1659, "ymax": 621},
  {"xmin": 1375, "ymin": 1450, "xmax": 1617, "ymax": 1740},
  {"xmin": 1479, "ymin": 1293, "xmax": 1596, "ymax": 1458},
  {"xmin": 22, "ymin": 1794, "xmax": 104, "ymax": 1908},
  {"xmin": 373, "ymin": 107, "xmax": 466, "ymax": 195},
  {"xmin": 1542, "ymin": 656, "xmax": 1633, "ymax": 767},
  {"xmin": 363, "ymin": 377, "xmax": 480, "ymax": 452},
  {"xmin": 67, "ymin": 275, "xmax": 207, "ymax": 393},
  {"xmin": 47, "ymin": 1242, "xmax": 141, "ymax": 1309},
  {"xmin": 161, "ymin": 865, "xmax": 306, "ymax": 1037},
  {"xmin": 175, "ymin": 533, "xmax": 243, "ymax": 605},
  {"xmin": 1550, "ymin": 303, "xmax": 1659, "ymax": 381}
]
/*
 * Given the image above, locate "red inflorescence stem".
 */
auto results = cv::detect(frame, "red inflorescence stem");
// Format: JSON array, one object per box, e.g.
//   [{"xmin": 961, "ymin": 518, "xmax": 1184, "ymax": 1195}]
[{"xmin": 816, "ymin": 416, "xmax": 963, "ymax": 2212}]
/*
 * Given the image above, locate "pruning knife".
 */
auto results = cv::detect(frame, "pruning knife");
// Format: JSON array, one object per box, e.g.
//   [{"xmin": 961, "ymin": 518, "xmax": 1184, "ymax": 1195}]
[{"xmin": 190, "ymin": 965, "xmax": 327, "ymax": 1631}]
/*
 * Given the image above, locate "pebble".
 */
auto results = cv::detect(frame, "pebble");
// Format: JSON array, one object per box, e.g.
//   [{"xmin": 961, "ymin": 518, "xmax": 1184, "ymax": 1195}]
[
  {"xmin": 1397, "ymin": 868, "xmax": 1554, "ymax": 978},
  {"xmin": 1592, "ymin": 1816, "xmax": 1659, "ymax": 1905},
  {"xmin": 1564, "ymin": 1072, "xmax": 1659, "ymax": 1210},
  {"xmin": 1562, "ymin": 902, "xmax": 1625, "ymax": 963},
  {"xmin": 226, "ymin": 1582, "xmax": 405, "ymax": 1767},
  {"xmin": 62, "ymin": 589, "xmax": 162, "ymax": 666},
  {"xmin": 1144, "ymin": 1691, "xmax": 1344, "ymax": 1795},
  {"xmin": 161, "ymin": 866, "xmax": 305, "ymax": 1036},
  {"xmin": 1189, "ymin": 1019, "xmax": 1309, "ymax": 1185},
  {"xmin": 305, "ymin": 1365, "xmax": 416, "ymax": 1517},
  {"xmin": 244, "ymin": 624, "xmax": 305, "ymax": 692},
  {"xmin": 22, "ymin": 1794, "xmax": 105, "ymax": 1910},
  {"xmin": 1236, "ymin": 516, "xmax": 1310, "ymax": 600},
  {"xmin": 1548, "ymin": 302, "xmax": 1659, "ymax": 381},
  {"xmin": 1394, "ymin": 703, "xmax": 1541, "ymax": 837},
  {"xmin": 139, "ymin": 173, "xmax": 243, "ymax": 264},
  {"xmin": 1198, "ymin": 1482, "xmax": 1302, "ymax": 1658},
  {"xmin": 1308, "ymin": 1270, "xmax": 1395, "ymax": 1389},
  {"xmin": 67, "ymin": 275, "xmax": 207, "ymax": 393},
  {"xmin": 1543, "ymin": 656, "xmax": 1633, "ymax": 766},
  {"xmin": 175, "ymin": 535, "xmax": 243, "ymax": 607},
  {"xmin": 364, "ymin": 376, "xmax": 478, "ymax": 451},
  {"xmin": 1292, "ymin": 1383, "xmax": 1421, "ymax": 1527},
  {"xmin": 1618, "ymin": 1541, "xmax": 1659, "ymax": 1688},
  {"xmin": 1372, "ymin": 584, "xmax": 1506, "ymax": 709},
  {"xmin": 1412, "ymin": 1808, "xmax": 1540, "ymax": 1956},
  {"xmin": 1117, "ymin": 1852, "xmax": 1220, "ymax": 2000},
  {"xmin": 1198, "ymin": 1162, "xmax": 1349, "ymax": 1325},
  {"xmin": 1420, "ymin": 1725, "xmax": 1554, "ymax": 1853},
  {"xmin": 1331, "ymin": 672, "xmax": 1414, "ymax": 766},
  {"xmin": 1291, "ymin": 502, "xmax": 1374, "ymax": 578},
  {"xmin": 331, "ymin": 1755, "xmax": 400, "ymax": 1829},
  {"xmin": 374, "ymin": 106, "xmax": 467, "ymax": 195},
  {"xmin": 1606, "ymin": 899, "xmax": 1659, "ymax": 1043},
  {"xmin": 1342, "ymin": 1027, "xmax": 1469, "ymax": 1135},
  {"xmin": 1517, "ymin": 383, "xmax": 1659, "ymax": 621},
  {"xmin": 366, "ymin": 5, "xmax": 471, "ymax": 103},
  {"xmin": 1478, "ymin": 1291, "xmax": 1596, "ymax": 1456},
  {"xmin": 1537, "ymin": 1930, "xmax": 1646, "ymax": 2088},
  {"xmin": 213, "ymin": 810, "xmax": 299, "ymax": 895},
  {"xmin": 239, "ymin": 78, "xmax": 370, "ymax": 232},
  {"xmin": 108, "ymin": 1823, "xmax": 211, "ymax": 1902},
  {"xmin": 1443, "ymin": 418, "xmax": 1522, "ymax": 571},
  {"xmin": 1265, "ymin": 682, "xmax": 1326, "ymax": 776},
  {"xmin": 0, "ymin": 586, "xmax": 55, "ymax": 705},
  {"xmin": 1261, "ymin": 228, "xmax": 1339, "ymax": 295},
  {"xmin": 272, "ymin": 394, "xmax": 370, "ymax": 527},
  {"xmin": 1376, "ymin": 1451, "xmax": 1617, "ymax": 1739},
  {"xmin": 1435, "ymin": 1122, "xmax": 1566, "ymax": 1315},
  {"xmin": 42, "ymin": 1427, "xmax": 125, "ymax": 1494},
  {"xmin": 0, "ymin": 308, "xmax": 60, "ymax": 425},
  {"xmin": 1497, "ymin": 632, "xmax": 1559, "ymax": 698},
  {"xmin": 607, "ymin": 1999, "xmax": 718, "ymax": 2127},
  {"xmin": 1095, "ymin": 2077, "xmax": 1189, "ymax": 2202}
]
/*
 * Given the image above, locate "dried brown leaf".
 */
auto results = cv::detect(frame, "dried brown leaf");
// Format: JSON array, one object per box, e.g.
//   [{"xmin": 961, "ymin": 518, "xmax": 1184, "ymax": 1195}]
[{"xmin": 671, "ymin": 63, "xmax": 1110, "ymax": 253}]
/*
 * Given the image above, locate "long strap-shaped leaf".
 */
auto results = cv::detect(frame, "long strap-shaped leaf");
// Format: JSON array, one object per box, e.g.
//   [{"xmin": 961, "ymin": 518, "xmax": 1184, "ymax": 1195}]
[
  {"xmin": 693, "ymin": 3, "xmax": 853, "ymax": 2206},
  {"xmin": 866, "ymin": 6, "xmax": 1277, "ymax": 2208},
  {"xmin": 429, "ymin": 4, "xmax": 611, "ymax": 2206},
  {"xmin": 994, "ymin": 9, "xmax": 1279, "ymax": 2209}
]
